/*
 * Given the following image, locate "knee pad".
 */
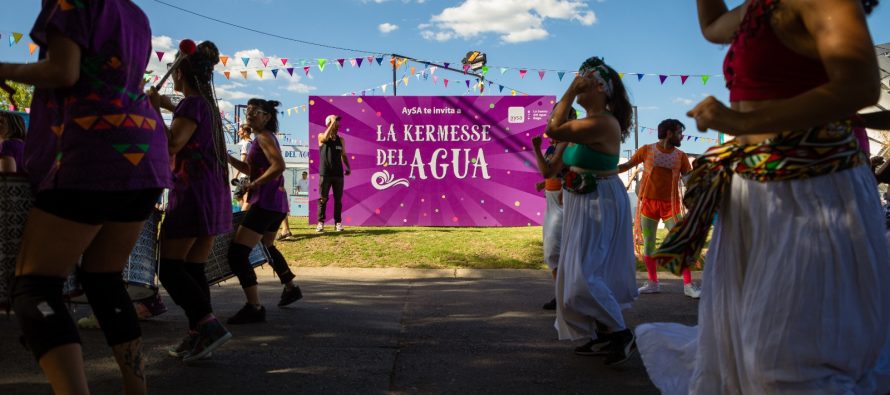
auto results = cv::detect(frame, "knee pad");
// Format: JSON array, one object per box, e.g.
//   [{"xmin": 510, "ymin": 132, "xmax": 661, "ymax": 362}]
[
  {"xmin": 227, "ymin": 243, "xmax": 257, "ymax": 288},
  {"xmin": 79, "ymin": 271, "xmax": 141, "ymax": 346},
  {"xmin": 266, "ymin": 245, "xmax": 295, "ymax": 284},
  {"xmin": 11, "ymin": 275, "xmax": 81, "ymax": 360}
]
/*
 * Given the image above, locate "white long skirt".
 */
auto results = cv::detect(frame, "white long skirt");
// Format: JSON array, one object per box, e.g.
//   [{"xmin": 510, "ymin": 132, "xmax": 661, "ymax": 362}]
[
  {"xmin": 555, "ymin": 176, "xmax": 638, "ymax": 340},
  {"xmin": 543, "ymin": 190, "xmax": 564, "ymax": 271},
  {"xmin": 636, "ymin": 165, "xmax": 890, "ymax": 394}
]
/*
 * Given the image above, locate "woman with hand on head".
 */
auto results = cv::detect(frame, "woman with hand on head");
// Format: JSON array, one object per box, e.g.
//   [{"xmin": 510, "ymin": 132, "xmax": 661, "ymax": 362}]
[
  {"xmin": 0, "ymin": 1, "xmax": 171, "ymax": 393},
  {"xmin": 636, "ymin": 1, "xmax": 890, "ymax": 393},
  {"xmin": 148, "ymin": 40, "xmax": 233, "ymax": 363},
  {"xmin": 225, "ymin": 98, "xmax": 302, "ymax": 324},
  {"xmin": 546, "ymin": 57, "xmax": 639, "ymax": 367}
]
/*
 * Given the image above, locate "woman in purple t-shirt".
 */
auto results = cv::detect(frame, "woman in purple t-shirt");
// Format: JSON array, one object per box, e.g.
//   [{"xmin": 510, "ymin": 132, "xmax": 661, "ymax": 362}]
[
  {"xmin": 0, "ymin": 1, "xmax": 170, "ymax": 394},
  {"xmin": 225, "ymin": 98, "xmax": 301, "ymax": 324},
  {"xmin": 148, "ymin": 41, "xmax": 232, "ymax": 362},
  {"xmin": 0, "ymin": 111, "xmax": 26, "ymax": 172}
]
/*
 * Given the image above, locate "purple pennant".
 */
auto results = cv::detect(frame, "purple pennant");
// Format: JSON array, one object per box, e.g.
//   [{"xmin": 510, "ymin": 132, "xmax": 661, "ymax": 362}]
[
  {"xmin": 465, "ymin": 80, "xmax": 470, "ymax": 88},
  {"xmin": 444, "ymin": 62, "xmax": 450, "ymax": 69},
  {"xmin": 680, "ymin": 75, "xmax": 689, "ymax": 85},
  {"xmin": 356, "ymin": 58, "xmax": 363, "ymax": 67},
  {"xmin": 659, "ymin": 75, "xmax": 668, "ymax": 84},
  {"xmin": 637, "ymin": 74, "xmax": 644, "ymax": 81},
  {"xmin": 155, "ymin": 51, "xmax": 165, "ymax": 61},
  {"xmin": 286, "ymin": 67, "xmax": 294, "ymax": 76},
  {"xmin": 375, "ymin": 56, "xmax": 384, "ymax": 65},
  {"xmin": 337, "ymin": 58, "xmax": 345, "ymax": 67}
]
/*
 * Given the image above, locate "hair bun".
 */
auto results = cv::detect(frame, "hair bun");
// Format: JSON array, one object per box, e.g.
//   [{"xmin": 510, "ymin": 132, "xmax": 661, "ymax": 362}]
[{"xmin": 267, "ymin": 100, "xmax": 281, "ymax": 109}]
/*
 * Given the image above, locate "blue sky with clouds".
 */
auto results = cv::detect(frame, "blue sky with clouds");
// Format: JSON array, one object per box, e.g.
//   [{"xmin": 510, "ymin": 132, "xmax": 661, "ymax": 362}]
[{"xmin": 1, "ymin": 0, "xmax": 888, "ymax": 154}]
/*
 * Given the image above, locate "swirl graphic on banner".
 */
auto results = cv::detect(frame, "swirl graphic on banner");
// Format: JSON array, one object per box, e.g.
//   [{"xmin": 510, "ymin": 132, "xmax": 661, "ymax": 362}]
[{"xmin": 371, "ymin": 170, "xmax": 410, "ymax": 190}]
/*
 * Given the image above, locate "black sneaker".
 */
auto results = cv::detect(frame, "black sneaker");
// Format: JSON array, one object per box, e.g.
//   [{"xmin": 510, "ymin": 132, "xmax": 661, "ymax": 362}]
[
  {"xmin": 574, "ymin": 331, "xmax": 612, "ymax": 356},
  {"xmin": 542, "ymin": 298, "xmax": 556, "ymax": 310},
  {"xmin": 226, "ymin": 304, "xmax": 266, "ymax": 325},
  {"xmin": 183, "ymin": 318, "xmax": 232, "ymax": 363},
  {"xmin": 604, "ymin": 329, "xmax": 636, "ymax": 367},
  {"xmin": 168, "ymin": 332, "xmax": 198, "ymax": 359},
  {"xmin": 278, "ymin": 285, "xmax": 303, "ymax": 307}
]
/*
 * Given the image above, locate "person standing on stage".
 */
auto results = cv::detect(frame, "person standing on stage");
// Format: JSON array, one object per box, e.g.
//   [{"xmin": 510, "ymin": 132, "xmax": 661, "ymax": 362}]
[
  {"xmin": 547, "ymin": 57, "xmax": 639, "ymax": 367},
  {"xmin": 616, "ymin": 119, "xmax": 700, "ymax": 298},
  {"xmin": 225, "ymin": 98, "xmax": 302, "ymax": 324},
  {"xmin": 0, "ymin": 111, "xmax": 26, "ymax": 173},
  {"xmin": 317, "ymin": 114, "xmax": 351, "ymax": 233},
  {"xmin": 148, "ymin": 41, "xmax": 232, "ymax": 362},
  {"xmin": 0, "ymin": 1, "xmax": 171, "ymax": 393},
  {"xmin": 635, "ymin": 1, "xmax": 890, "ymax": 393}
]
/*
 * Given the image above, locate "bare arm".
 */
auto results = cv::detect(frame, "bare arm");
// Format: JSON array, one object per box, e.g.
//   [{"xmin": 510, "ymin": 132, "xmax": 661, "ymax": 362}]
[
  {"xmin": 0, "ymin": 30, "xmax": 80, "ymax": 88},
  {"xmin": 340, "ymin": 138, "xmax": 351, "ymax": 175},
  {"xmin": 249, "ymin": 132, "xmax": 286, "ymax": 188},
  {"xmin": 697, "ymin": 0, "xmax": 745, "ymax": 44},
  {"xmin": 0, "ymin": 156, "xmax": 15, "ymax": 173},
  {"xmin": 227, "ymin": 155, "xmax": 249, "ymax": 175},
  {"xmin": 617, "ymin": 148, "xmax": 645, "ymax": 173},
  {"xmin": 690, "ymin": 0, "xmax": 880, "ymax": 135},
  {"xmin": 167, "ymin": 117, "xmax": 198, "ymax": 156},
  {"xmin": 318, "ymin": 124, "xmax": 336, "ymax": 144}
]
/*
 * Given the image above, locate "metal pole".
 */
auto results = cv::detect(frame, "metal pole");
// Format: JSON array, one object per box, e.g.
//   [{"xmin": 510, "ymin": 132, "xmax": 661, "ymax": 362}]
[
  {"xmin": 392, "ymin": 56, "xmax": 397, "ymax": 96},
  {"xmin": 633, "ymin": 105, "xmax": 639, "ymax": 149}
]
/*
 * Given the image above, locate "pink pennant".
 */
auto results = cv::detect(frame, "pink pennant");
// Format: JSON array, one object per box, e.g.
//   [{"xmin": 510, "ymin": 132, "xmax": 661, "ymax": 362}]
[
  {"xmin": 261, "ymin": 57, "xmax": 270, "ymax": 67},
  {"xmin": 303, "ymin": 66, "xmax": 310, "ymax": 76},
  {"xmin": 538, "ymin": 70, "xmax": 546, "ymax": 80},
  {"xmin": 519, "ymin": 69, "xmax": 527, "ymax": 78},
  {"xmin": 680, "ymin": 75, "xmax": 689, "ymax": 85},
  {"xmin": 155, "ymin": 51, "xmax": 165, "ymax": 61},
  {"xmin": 337, "ymin": 58, "xmax": 345, "ymax": 67},
  {"xmin": 463, "ymin": 64, "xmax": 470, "ymax": 73},
  {"xmin": 444, "ymin": 79, "xmax": 449, "ymax": 88},
  {"xmin": 280, "ymin": 58, "xmax": 288, "ymax": 66}
]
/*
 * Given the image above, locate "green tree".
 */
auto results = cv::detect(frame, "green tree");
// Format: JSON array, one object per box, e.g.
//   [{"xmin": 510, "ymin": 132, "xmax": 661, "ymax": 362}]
[{"xmin": 0, "ymin": 81, "xmax": 34, "ymax": 111}]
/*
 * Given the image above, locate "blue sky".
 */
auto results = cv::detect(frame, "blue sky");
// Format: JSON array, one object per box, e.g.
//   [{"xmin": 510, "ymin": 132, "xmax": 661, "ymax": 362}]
[{"xmin": 2, "ymin": 0, "xmax": 889, "ymax": 154}]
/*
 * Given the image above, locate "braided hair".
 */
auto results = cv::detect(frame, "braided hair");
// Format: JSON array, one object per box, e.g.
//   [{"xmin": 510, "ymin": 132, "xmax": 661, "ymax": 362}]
[{"xmin": 177, "ymin": 41, "xmax": 229, "ymax": 183}]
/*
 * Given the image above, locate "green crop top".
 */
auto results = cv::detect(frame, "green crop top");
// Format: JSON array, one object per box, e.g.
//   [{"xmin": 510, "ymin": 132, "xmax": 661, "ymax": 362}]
[{"xmin": 562, "ymin": 144, "xmax": 619, "ymax": 171}]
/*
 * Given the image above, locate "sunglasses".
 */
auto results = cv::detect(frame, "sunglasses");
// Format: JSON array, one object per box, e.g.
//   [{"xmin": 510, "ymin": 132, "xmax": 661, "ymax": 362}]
[{"xmin": 246, "ymin": 108, "xmax": 269, "ymax": 116}]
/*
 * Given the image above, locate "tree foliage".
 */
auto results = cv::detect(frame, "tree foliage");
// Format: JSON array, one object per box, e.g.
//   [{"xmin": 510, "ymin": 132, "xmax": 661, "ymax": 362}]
[{"xmin": 0, "ymin": 81, "xmax": 34, "ymax": 111}]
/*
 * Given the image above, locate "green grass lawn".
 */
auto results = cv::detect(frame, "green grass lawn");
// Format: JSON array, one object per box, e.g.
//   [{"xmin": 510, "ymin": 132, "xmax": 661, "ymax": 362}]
[{"xmin": 276, "ymin": 217, "xmax": 706, "ymax": 271}]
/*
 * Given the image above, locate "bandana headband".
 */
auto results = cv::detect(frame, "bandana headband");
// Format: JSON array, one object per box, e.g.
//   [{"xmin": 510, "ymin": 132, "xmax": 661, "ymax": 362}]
[{"xmin": 578, "ymin": 57, "xmax": 614, "ymax": 98}]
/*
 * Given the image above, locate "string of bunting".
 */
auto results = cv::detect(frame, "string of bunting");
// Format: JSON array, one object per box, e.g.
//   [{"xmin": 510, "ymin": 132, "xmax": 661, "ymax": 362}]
[{"xmin": 638, "ymin": 125, "xmax": 720, "ymax": 144}]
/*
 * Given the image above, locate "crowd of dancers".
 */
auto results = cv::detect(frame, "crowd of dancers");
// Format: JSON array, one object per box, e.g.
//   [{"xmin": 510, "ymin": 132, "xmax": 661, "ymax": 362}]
[{"xmin": 1, "ymin": 0, "xmax": 890, "ymax": 394}]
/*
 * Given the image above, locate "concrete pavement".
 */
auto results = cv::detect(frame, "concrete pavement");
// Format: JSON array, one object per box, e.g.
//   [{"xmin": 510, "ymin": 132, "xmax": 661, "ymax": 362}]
[{"xmin": 0, "ymin": 267, "xmax": 699, "ymax": 394}]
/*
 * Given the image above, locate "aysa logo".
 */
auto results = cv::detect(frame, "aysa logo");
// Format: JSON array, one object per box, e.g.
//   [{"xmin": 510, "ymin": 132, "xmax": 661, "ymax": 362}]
[{"xmin": 508, "ymin": 107, "xmax": 525, "ymax": 123}]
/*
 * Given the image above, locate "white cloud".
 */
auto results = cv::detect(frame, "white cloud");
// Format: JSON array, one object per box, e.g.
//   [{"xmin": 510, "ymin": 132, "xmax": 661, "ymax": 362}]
[
  {"xmin": 673, "ymin": 97, "xmax": 696, "ymax": 106},
  {"xmin": 379, "ymin": 23, "xmax": 400, "ymax": 34},
  {"xmin": 420, "ymin": 0, "xmax": 597, "ymax": 44},
  {"xmin": 637, "ymin": 106, "xmax": 660, "ymax": 111},
  {"xmin": 286, "ymin": 77, "xmax": 316, "ymax": 94}
]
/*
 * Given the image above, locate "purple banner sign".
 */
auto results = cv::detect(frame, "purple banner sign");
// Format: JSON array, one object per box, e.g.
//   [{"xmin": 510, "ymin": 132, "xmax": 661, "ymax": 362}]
[{"xmin": 309, "ymin": 96, "xmax": 555, "ymax": 226}]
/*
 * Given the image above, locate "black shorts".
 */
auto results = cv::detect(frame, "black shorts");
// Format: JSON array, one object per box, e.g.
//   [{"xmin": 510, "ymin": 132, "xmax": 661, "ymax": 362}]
[
  {"xmin": 34, "ymin": 189, "xmax": 163, "ymax": 225},
  {"xmin": 240, "ymin": 206, "xmax": 287, "ymax": 234}
]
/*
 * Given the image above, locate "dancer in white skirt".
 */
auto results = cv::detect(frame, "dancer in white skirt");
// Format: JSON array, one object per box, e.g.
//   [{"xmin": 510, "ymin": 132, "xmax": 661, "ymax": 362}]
[
  {"xmin": 531, "ymin": 108, "xmax": 576, "ymax": 310},
  {"xmin": 636, "ymin": 0, "xmax": 890, "ymax": 393},
  {"xmin": 547, "ymin": 57, "xmax": 639, "ymax": 367}
]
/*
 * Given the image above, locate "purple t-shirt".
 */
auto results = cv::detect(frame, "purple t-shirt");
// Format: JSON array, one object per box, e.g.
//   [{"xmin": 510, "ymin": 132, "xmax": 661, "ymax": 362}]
[
  {"xmin": 161, "ymin": 96, "xmax": 232, "ymax": 238},
  {"xmin": 0, "ymin": 139, "xmax": 24, "ymax": 172},
  {"xmin": 247, "ymin": 133, "xmax": 288, "ymax": 213},
  {"xmin": 25, "ymin": 0, "xmax": 171, "ymax": 191}
]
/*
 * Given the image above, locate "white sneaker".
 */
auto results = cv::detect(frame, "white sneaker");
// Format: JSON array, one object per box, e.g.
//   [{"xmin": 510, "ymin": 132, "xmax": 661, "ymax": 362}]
[
  {"xmin": 315, "ymin": 223, "xmax": 324, "ymax": 232},
  {"xmin": 684, "ymin": 283, "xmax": 702, "ymax": 299},
  {"xmin": 638, "ymin": 282, "xmax": 660, "ymax": 294},
  {"xmin": 335, "ymin": 223, "xmax": 343, "ymax": 232}
]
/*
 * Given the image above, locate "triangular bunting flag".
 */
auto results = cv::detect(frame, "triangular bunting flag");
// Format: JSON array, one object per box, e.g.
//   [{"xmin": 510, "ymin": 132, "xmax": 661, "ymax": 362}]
[
  {"xmin": 432, "ymin": 76, "xmax": 438, "ymax": 84},
  {"xmin": 303, "ymin": 66, "xmax": 310, "ymax": 76},
  {"xmin": 240, "ymin": 71, "xmax": 248, "ymax": 79},
  {"xmin": 356, "ymin": 58, "xmax": 364, "ymax": 67},
  {"xmin": 156, "ymin": 51, "xmax": 165, "ymax": 61},
  {"xmin": 241, "ymin": 57, "xmax": 250, "ymax": 67},
  {"xmin": 701, "ymin": 75, "xmax": 710, "ymax": 85},
  {"xmin": 376, "ymin": 56, "xmax": 384, "ymax": 65},
  {"xmin": 538, "ymin": 70, "xmax": 546, "ymax": 80},
  {"xmin": 278, "ymin": 58, "xmax": 287, "ymax": 66},
  {"xmin": 271, "ymin": 69, "xmax": 279, "ymax": 78},
  {"xmin": 220, "ymin": 56, "xmax": 229, "ymax": 66},
  {"xmin": 481, "ymin": 65, "xmax": 489, "ymax": 75},
  {"xmin": 499, "ymin": 85, "xmax": 504, "ymax": 93},
  {"xmin": 444, "ymin": 79, "xmax": 449, "ymax": 88},
  {"xmin": 659, "ymin": 75, "xmax": 668, "ymax": 84},
  {"xmin": 28, "ymin": 42, "xmax": 38, "ymax": 55},
  {"xmin": 443, "ymin": 62, "xmax": 450, "ymax": 69},
  {"xmin": 112, "ymin": 144, "xmax": 131, "ymax": 153},
  {"xmin": 519, "ymin": 69, "xmax": 527, "ymax": 78},
  {"xmin": 12, "ymin": 32, "xmax": 23, "ymax": 44},
  {"xmin": 260, "ymin": 57, "xmax": 270, "ymax": 67},
  {"xmin": 410, "ymin": 66, "xmax": 416, "ymax": 75},
  {"xmin": 123, "ymin": 153, "xmax": 145, "ymax": 166},
  {"xmin": 430, "ymin": 66, "xmax": 437, "ymax": 75},
  {"xmin": 680, "ymin": 75, "xmax": 689, "ymax": 85},
  {"xmin": 618, "ymin": 73, "xmax": 625, "ymax": 79},
  {"xmin": 224, "ymin": 71, "xmax": 231, "ymax": 80},
  {"xmin": 318, "ymin": 59, "xmax": 327, "ymax": 71},
  {"xmin": 256, "ymin": 70, "xmax": 264, "ymax": 78},
  {"xmin": 403, "ymin": 76, "xmax": 409, "ymax": 86},
  {"xmin": 337, "ymin": 58, "xmax": 345, "ymax": 67},
  {"xmin": 381, "ymin": 84, "xmax": 388, "ymax": 93},
  {"xmin": 465, "ymin": 80, "xmax": 470, "ymax": 88},
  {"xmin": 637, "ymin": 74, "xmax": 644, "ymax": 81},
  {"xmin": 287, "ymin": 109, "xmax": 292, "ymax": 116},
  {"xmin": 557, "ymin": 71, "xmax": 566, "ymax": 81},
  {"xmin": 463, "ymin": 64, "xmax": 470, "ymax": 73},
  {"xmin": 511, "ymin": 90, "xmax": 516, "ymax": 96},
  {"xmin": 500, "ymin": 68, "xmax": 507, "ymax": 75}
]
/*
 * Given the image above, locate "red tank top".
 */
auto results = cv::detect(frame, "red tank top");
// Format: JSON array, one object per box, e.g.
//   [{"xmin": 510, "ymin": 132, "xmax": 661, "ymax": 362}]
[{"xmin": 723, "ymin": 0, "xmax": 828, "ymax": 102}]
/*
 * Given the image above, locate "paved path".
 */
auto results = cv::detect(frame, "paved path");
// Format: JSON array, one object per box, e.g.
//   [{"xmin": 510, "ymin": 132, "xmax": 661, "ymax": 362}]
[{"xmin": 0, "ymin": 268, "xmax": 699, "ymax": 394}]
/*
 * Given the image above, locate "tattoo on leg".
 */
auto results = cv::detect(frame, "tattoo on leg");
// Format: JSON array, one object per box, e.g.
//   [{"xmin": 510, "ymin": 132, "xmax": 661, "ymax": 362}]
[{"xmin": 115, "ymin": 340, "xmax": 145, "ymax": 383}]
